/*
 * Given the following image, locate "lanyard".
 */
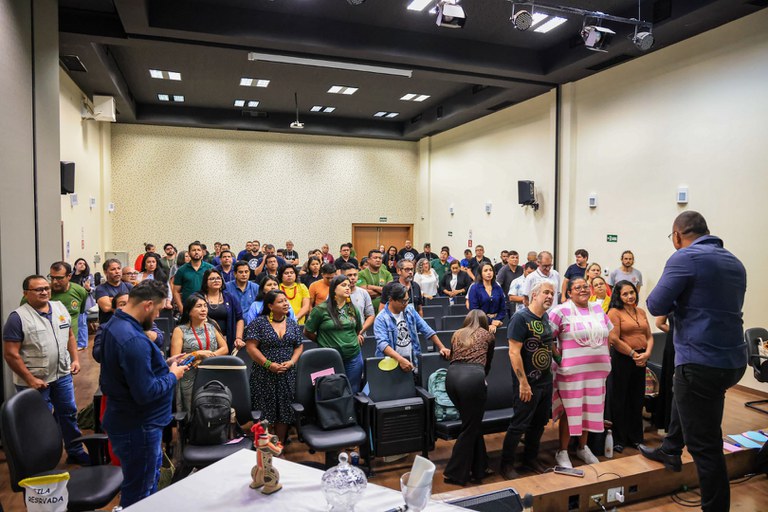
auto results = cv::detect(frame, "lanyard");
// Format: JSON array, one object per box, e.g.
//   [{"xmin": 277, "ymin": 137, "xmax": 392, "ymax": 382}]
[{"xmin": 192, "ymin": 324, "xmax": 210, "ymax": 351}]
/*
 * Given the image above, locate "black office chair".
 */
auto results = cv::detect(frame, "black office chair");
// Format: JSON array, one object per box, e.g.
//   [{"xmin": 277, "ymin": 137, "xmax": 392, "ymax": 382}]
[
  {"xmin": 1, "ymin": 389, "xmax": 122, "ymax": 511},
  {"xmin": 359, "ymin": 357, "xmax": 433, "ymax": 470},
  {"xmin": 175, "ymin": 356, "xmax": 261, "ymax": 479},
  {"xmin": 745, "ymin": 327, "xmax": 768, "ymax": 414},
  {"xmin": 234, "ymin": 345, "xmax": 255, "ymax": 377},
  {"xmin": 361, "ymin": 336, "xmax": 378, "ymax": 359},
  {"xmin": 290, "ymin": 348, "xmax": 368, "ymax": 469},
  {"xmin": 302, "ymin": 339, "xmax": 320, "ymax": 351}
]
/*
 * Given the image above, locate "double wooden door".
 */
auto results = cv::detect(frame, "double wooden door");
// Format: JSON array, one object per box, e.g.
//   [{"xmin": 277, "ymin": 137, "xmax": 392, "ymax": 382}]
[{"xmin": 351, "ymin": 224, "xmax": 413, "ymax": 256}]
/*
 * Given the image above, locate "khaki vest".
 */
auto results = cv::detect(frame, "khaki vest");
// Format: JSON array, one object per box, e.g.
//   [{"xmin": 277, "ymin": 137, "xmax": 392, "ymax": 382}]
[{"xmin": 13, "ymin": 301, "xmax": 71, "ymax": 386}]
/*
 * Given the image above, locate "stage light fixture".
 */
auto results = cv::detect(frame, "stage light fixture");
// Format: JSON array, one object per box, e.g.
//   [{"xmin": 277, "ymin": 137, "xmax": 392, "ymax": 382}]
[
  {"xmin": 581, "ymin": 25, "xmax": 615, "ymax": 52},
  {"xmin": 512, "ymin": 10, "xmax": 533, "ymax": 30},
  {"xmin": 436, "ymin": 0, "xmax": 466, "ymax": 29},
  {"xmin": 633, "ymin": 30, "xmax": 655, "ymax": 51}
]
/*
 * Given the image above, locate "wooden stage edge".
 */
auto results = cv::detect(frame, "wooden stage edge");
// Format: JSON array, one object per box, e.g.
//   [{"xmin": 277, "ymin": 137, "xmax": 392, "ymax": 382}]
[{"xmin": 433, "ymin": 448, "xmax": 758, "ymax": 512}]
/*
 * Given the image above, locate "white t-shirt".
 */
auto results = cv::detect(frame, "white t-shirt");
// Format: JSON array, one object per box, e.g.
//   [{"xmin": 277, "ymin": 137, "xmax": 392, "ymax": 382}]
[
  {"xmin": 414, "ymin": 270, "xmax": 439, "ymax": 297},
  {"xmin": 393, "ymin": 311, "xmax": 413, "ymax": 362},
  {"xmin": 508, "ymin": 275, "xmax": 528, "ymax": 312},
  {"xmin": 523, "ymin": 268, "xmax": 562, "ymax": 309}
]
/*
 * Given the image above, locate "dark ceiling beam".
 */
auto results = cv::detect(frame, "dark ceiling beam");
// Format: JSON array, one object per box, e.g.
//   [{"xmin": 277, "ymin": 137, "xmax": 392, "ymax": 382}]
[
  {"xmin": 135, "ymin": 104, "xmax": 413, "ymax": 141},
  {"xmin": 59, "ymin": 7, "xmax": 126, "ymax": 38},
  {"xmin": 91, "ymin": 43, "xmax": 137, "ymax": 121},
  {"xmin": 141, "ymin": 0, "xmax": 546, "ymax": 79}
]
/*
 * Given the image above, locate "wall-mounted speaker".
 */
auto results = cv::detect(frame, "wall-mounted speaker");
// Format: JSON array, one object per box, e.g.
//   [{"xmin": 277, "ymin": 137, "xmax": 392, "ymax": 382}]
[
  {"xmin": 518, "ymin": 180, "xmax": 535, "ymax": 205},
  {"xmin": 61, "ymin": 161, "xmax": 75, "ymax": 195}
]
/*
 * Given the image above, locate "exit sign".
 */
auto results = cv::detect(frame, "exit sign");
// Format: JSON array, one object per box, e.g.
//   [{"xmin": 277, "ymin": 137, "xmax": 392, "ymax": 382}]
[
  {"xmin": 379, "ymin": 217, "xmax": 387, "ymax": 223},
  {"xmin": 606, "ymin": 234, "xmax": 618, "ymax": 243}
]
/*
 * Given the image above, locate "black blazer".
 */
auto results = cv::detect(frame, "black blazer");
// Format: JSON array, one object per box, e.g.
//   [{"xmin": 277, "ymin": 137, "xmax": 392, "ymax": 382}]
[{"xmin": 439, "ymin": 271, "xmax": 473, "ymax": 296}]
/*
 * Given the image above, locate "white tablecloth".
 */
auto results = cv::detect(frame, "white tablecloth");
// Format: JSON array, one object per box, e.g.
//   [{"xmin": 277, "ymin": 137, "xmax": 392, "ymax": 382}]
[{"xmin": 125, "ymin": 449, "xmax": 461, "ymax": 511}]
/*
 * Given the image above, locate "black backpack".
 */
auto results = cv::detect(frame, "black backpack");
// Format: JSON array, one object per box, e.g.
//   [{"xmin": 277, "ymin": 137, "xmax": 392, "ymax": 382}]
[
  {"xmin": 188, "ymin": 380, "xmax": 233, "ymax": 445},
  {"xmin": 314, "ymin": 374, "xmax": 356, "ymax": 430}
]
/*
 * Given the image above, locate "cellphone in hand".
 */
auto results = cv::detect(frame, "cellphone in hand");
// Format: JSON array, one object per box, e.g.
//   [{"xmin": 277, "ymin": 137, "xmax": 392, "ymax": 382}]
[
  {"xmin": 181, "ymin": 355, "xmax": 196, "ymax": 366},
  {"xmin": 553, "ymin": 466, "xmax": 585, "ymax": 477}
]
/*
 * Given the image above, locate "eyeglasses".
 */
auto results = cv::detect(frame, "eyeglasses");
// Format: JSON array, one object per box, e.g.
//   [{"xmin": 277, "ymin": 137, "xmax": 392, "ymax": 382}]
[
  {"xmin": 25, "ymin": 287, "xmax": 51, "ymax": 293},
  {"xmin": 124, "ymin": 272, "xmax": 139, "ymax": 276},
  {"xmin": 401, "ymin": 268, "xmax": 414, "ymax": 273},
  {"xmin": 207, "ymin": 277, "xmax": 222, "ymax": 282},
  {"xmin": 572, "ymin": 285, "xmax": 590, "ymax": 291},
  {"xmin": 398, "ymin": 297, "xmax": 410, "ymax": 304},
  {"xmin": 47, "ymin": 274, "xmax": 67, "ymax": 281},
  {"xmin": 540, "ymin": 264, "xmax": 553, "ymax": 269}
]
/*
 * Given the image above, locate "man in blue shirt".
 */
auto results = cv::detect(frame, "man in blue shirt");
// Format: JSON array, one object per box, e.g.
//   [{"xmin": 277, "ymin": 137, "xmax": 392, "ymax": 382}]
[
  {"xmin": 100, "ymin": 280, "xmax": 188, "ymax": 508},
  {"xmin": 641, "ymin": 211, "xmax": 747, "ymax": 512},
  {"xmin": 226, "ymin": 261, "xmax": 260, "ymax": 314}
]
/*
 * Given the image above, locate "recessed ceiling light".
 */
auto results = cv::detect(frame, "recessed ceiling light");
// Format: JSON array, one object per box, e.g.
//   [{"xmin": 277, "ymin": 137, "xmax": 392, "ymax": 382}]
[
  {"xmin": 240, "ymin": 78, "xmax": 270, "ymax": 88},
  {"xmin": 385, "ymin": 112, "xmax": 399, "ymax": 118},
  {"xmin": 256, "ymin": 79, "xmax": 270, "ymax": 88},
  {"xmin": 328, "ymin": 85, "xmax": 358, "ymax": 95},
  {"xmin": 240, "ymin": 78, "xmax": 253, "ymax": 87},
  {"xmin": 374, "ymin": 111, "xmax": 387, "ymax": 117},
  {"xmin": 407, "ymin": 0, "xmax": 432, "ymax": 11},
  {"xmin": 311, "ymin": 106, "xmax": 323, "ymax": 112},
  {"xmin": 534, "ymin": 16, "xmax": 567, "ymax": 33},
  {"xmin": 173, "ymin": 95, "xmax": 184, "ymax": 102},
  {"xmin": 150, "ymin": 69, "xmax": 163, "ymax": 79},
  {"xmin": 157, "ymin": 94, "xmax": 169, "ymax": 101},
  {"xmin": 415, "ymin": 95, "xmax": 430, "ymax": 102},
  {"xmin": 311, "ymin": 105, "xmax": 336, "ymax": 113},
  {"xmin": 374, "ymin": 111, "xmax": 399, "ymax": 118},
  {"xmin": 323, "ymin": 107, "xmax": 335, "ymax": 113},
  {"xmin": 168, "ymin": 72, "xmax": 182, "ymax": 81},
  {"xmin": 401, "ymin": 94, "xmax": 417, "ymax": 101},
  {"xmin": 247, "ymin": 100, "xmax": 259, "ymax": 108},
  {"xmin": 531, "ymin": 12, "xmax": 548, "ymax": 27},
  {"xmin": 234, "ymin": 100, "xmax": 245, "ymax": 107},
  {"xmin": 149, "ymin": 69, "xmax": 182, "ymax": 81}
]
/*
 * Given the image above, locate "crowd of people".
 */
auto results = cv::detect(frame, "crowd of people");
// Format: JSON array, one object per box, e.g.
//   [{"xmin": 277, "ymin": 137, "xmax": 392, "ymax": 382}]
[{"xmin": 1, "ymin": 211, "xmax": 748, "ymax": 512}]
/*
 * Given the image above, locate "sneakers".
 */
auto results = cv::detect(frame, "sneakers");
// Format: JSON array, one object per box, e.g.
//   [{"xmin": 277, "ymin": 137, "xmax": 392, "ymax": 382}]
[
  {"xmin": 575, "ymin": 445, "xmax": 599, "ymax": 465},
  {"xmin": 555, "ymin": 450, "xmax": 572, "ymax": 469}
]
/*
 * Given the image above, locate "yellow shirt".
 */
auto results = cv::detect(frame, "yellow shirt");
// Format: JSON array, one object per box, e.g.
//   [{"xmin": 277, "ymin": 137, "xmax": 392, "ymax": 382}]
[
  {"xmin": 590, "ymin": 295, "xmax": 610, "ymax": 313},
  {"xmin": 280, "ymin": 283, "xmax": 310, "ymax": 324}
]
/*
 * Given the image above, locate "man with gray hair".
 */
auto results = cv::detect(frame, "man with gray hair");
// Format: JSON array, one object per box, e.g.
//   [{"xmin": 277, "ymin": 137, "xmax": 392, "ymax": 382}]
[
  {"xmin": 522, "ymin": 251, "xmax": 561, "ymax": 309},
  {"xmin": 379, "ymin": 259, "xmax": 423, "ymax": 316}
]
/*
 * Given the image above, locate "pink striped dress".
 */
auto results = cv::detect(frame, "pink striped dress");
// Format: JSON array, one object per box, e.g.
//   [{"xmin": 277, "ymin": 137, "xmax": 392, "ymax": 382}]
[{"xmin": 549, "ymin": 301, "xmax": 613, "ymax": 436}]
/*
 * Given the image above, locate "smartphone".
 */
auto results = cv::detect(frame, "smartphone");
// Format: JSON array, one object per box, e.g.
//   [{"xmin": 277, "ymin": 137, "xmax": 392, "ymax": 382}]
[
  {"xmin": 181, "ymin": 355, "xmax": 196, "ymax": 366},
  {"xmin": 554, "ymin": 466, "xmax": 585, "ymax": 477}
]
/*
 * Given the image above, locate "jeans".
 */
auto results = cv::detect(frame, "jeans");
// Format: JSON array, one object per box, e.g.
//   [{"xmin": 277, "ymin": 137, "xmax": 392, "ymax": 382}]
[
  {"xmin": 661, "ymin": 363, "xmax": 745, "ymax": 512},
  {"xmin": 17, "ymin": 373, "xmax": 86, "ymax": 457},
  {"xmin": 109, "ymin": 425, "xmax": 164, "ymax": 507},
  {"xmin": 343, "ymin": 352, "xmax": 364, "ymax": 393},
  {"xmin": 77, "ymin": 313, "xmax": 88, "ymax": 349}
]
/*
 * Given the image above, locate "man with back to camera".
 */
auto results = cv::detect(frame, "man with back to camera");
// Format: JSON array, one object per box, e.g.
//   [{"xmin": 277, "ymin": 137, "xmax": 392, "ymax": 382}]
[
  {"xmin": 3, "ymin": 274, "xmax": 89, "ymax": 465},
  {"xmin": 96, "ymin": 258, "xmax": 133, "ymax": 324},
  {"xmin": 100, "ymin": 280, "xmax": 188, "ymax": 508},
  {"xmin": 640, "ymin": 211, "xmax": 747, "ymax": 512}
]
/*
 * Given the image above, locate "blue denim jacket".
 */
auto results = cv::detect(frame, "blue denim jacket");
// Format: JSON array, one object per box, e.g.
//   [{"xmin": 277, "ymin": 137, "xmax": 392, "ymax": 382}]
[
  {"xmin": 374, "ymin": 304, "xmax": 436, "ymax": 367},
  {"xmin": 646, "ymin": 235, "xmax": 747, "ymax": 369}
]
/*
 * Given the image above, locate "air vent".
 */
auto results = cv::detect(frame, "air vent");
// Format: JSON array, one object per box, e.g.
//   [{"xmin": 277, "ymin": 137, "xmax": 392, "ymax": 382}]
[
  {"xmin": 652, "ymin": 0, "xmax": 672, "ymax": 23},
  {"xmin": 410, "ymin": 114, "xmax": 423, "ymax": 124},
  {"xmin": 60, "ymin": 55, "xmax": 87, "ymax": 72},
  {"xmin": 587, "ymin": 54, "xmax": 634, "ymax": 71},
  {"xmin": 488, "ymin": 100, "xmax": 517, "ymax": 112}
]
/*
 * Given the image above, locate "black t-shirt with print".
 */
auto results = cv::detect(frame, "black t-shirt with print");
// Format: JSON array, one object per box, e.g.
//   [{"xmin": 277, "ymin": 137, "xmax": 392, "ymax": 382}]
[{"xmin": 507, "ymin": 308, "xmax": 553, "ymax": 385}]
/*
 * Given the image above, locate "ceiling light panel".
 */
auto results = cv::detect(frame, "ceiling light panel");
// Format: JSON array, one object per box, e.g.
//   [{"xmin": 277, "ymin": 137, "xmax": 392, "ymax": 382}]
[
  {"xmin": 247, "ymin": 100, "xmax": 259, "ymax": 108},
  {"xmin": 149, "ymin": 69, "xmax": 182, "ymax": 81},
  {"xmin": 374, "ymin": 111, "xmax": 399, "ymax": 118},
  {"xmin": 534, "ymin": 16, "xmax": 567, "ymax": 33},
  {"xmin": 311, "ymin": 105, "xmax": 336, "ymax": 113},
  {"xmin": 401, "ymin": 94, "xmax": 417, "ymax": 101},
  {"xmin": 240, "ymin": 78, "xmax": 270, "ymax": 88},
  {"xmin": 401, "ymin": 93, "xmax": 431, "ymax": 102},
  {"xmin": 328, "ymin": 86, "xmax": 358, "ymax": 95},
  {"xmin": 407, "ymin": 0, "xmax": 432, "ymax": 11},
  {"xmin": 157, "ymin": 94, "xmax": 169, "ymax": 101},
  {"xmin": 233, "ymin": 100, "xmax": 245, "ymax": 107},
  {"xmin": 173, "ymin": 95, "xmax": 184, "ymax": 102}
]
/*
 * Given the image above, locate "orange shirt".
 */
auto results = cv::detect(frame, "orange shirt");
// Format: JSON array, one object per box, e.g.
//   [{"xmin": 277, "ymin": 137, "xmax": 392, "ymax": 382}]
[
  {"xmin": 608, "ymin": 307, "xmax": 650, "ymax": 351},
  {"xmin": 309, "ymin": 279, "xmax": 330, "ymax": 307}
]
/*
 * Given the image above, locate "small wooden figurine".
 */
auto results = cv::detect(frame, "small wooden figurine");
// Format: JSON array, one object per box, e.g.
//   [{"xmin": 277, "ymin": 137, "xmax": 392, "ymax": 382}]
[{"xmin": 250, "ymin": 421, "xmax": 284, "ymax": 494}]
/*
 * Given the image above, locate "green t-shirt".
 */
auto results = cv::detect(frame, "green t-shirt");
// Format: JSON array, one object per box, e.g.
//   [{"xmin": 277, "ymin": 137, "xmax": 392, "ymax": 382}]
[
  {"xmin": 431, "ymin": 259, "xmax": 451, "ymax": 282},
  {"xmin": 173, "ymin": 261, "xmax": 214, "ymax": 302},
  {"xmin": 21, "ymin": 282, "xmax": 87, "ymax": 337},
  {"xmin": 304, "ymin": 302, "xmax": 362, "ymax": 361},
  {"xmin": 356, "ymin": 267, "xmax": 393, "ymax": 310}
]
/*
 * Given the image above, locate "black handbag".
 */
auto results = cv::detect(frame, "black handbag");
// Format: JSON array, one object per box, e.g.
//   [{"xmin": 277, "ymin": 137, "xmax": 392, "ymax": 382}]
[{"xmin": 314, "ymin": 374, "xmax": 356, "ymax": 430}]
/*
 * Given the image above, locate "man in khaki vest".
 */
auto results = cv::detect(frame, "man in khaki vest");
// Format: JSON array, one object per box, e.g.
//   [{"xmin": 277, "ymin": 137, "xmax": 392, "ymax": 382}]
[{"xmin": 2, "ymin": 274, "xmax": 88, "ymax": 465}]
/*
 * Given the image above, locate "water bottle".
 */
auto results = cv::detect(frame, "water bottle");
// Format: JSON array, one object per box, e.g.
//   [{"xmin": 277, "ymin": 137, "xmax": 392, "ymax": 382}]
[
  {"xmin": 350, "ymin": 451, "xmax": 360, "ymax": 466},
  {"xmin": 604, "ymin": 429, "xmax": 614, "ymax": 459}
]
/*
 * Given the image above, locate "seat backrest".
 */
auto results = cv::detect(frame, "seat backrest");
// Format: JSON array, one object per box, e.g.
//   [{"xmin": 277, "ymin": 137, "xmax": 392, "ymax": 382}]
[
  {"xmin": 295, "ymin": 348, "xmax": 346, "ymax": 415},
  {"xmin": 417, "ymin": 352, "xmax": 450, "ymax": 388},
  {"xmin": 486, "ymin": 346, "xmax": 514, "ymax": 410},
  {"xmin": 449, "ymin": 304, "xmax": 469, "ymax": 316},
  {"xmin": 422, "ymin": 305, "xmax": 443, "ymax": 320},
  {"xmin": 154, "ymin": 317, "xmax": 174, "ymax": 355},
  {"xmin": 426, "ymin": 296, "xmax": 450, "ymax": 311},
  {"xmin": 302, "ymin": 339, "xmax": 319, "ymax": 351},
  {"xmin": 494, "ymin": 328, "xmax": 509, "ymax": 347},
  {"xmin": 423, "ymin": 317, "xmax": 438, "ymax": 331},
  {"xmin": 364, "ymin": 357, "xmax": 418, "ymax": 402},
  {"xmin": 443, "ymin": 315, "xmax": 466, "ymax": 331},
  {"xmin": 234, "ymin": 347, "xmax": 254, "ymax": 377},
  {"xmin": 362, "ymin": 337, "xmax": 377, "ymax": 359},
  {"xmin": 649, "ymin": 331, "xmax": 667, "ymax": 368},
  {"xmin": 745, "ymin": 328, "xmax": 768, "ymax": 380},
  {"xmin": 192, "ymin": 356, "xmax": 252, "ymax": 424},
  {"xmin": 434, "ymin": 330, "xmax": 454, "ymax": 349},
  {"xmin": 1, "ymin": 389, "xmax": 63, "ymax": 492}
]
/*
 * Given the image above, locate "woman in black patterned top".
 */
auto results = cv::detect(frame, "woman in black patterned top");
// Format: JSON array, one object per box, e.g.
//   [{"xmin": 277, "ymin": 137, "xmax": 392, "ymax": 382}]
[
  {"xmin": 443, "ymin": 310, "xmax": 495, "ymax": 486},
  {"xmin": 244, "ymin": 290, "xmax": 304, "ymax": 443}
]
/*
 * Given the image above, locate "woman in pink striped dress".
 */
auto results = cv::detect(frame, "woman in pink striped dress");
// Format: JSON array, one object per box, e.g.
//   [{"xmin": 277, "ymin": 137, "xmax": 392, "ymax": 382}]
[{"xmin": 548, "ymin": 277, "xmax": 613, "ymax": 468}]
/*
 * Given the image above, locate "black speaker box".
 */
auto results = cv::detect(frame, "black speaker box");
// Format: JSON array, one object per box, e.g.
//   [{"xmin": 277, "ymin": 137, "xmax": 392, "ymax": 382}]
[
  {"xmin": 60, "ymin": 161, "xmax": 75, "ymax": 195},
  {"xmin": 517, "ymin": 180, "xmax": 534, "ymax": 205}
]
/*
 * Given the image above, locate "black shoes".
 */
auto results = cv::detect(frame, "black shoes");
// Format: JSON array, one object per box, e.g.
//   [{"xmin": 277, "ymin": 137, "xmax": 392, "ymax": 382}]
[
  {"xmin": 521, "ymin": 459, "xmax": 549, "ymax": 474},
  {"xmin": 638, "ymin": 444, "xmax": 682, "ymax": 472},
  {"xmin": 500, "ymin": 464, "xmax": 520, "ymax": 480}
]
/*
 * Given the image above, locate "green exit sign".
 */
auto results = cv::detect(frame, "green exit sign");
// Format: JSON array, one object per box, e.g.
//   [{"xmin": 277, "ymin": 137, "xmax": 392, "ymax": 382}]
[{"xmin": 607, "ymin": 234, "xmax": 618, "ymax": 243}]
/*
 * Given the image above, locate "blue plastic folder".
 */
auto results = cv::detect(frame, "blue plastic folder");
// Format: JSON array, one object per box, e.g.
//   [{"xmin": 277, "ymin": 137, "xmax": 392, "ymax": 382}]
[
  {"xmin": 727, "ymin": 434, "xmax": 762, "ymax": 449},
  {"xmin": 743, "ymin": 431, "xmax": 768, "ymax": 444}
]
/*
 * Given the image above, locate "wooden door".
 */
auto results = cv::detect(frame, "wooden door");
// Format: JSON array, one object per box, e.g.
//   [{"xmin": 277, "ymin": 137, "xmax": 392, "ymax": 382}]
[{"xmin": 352, "ymin": 224, "xmax": 413, "ymax": 256}]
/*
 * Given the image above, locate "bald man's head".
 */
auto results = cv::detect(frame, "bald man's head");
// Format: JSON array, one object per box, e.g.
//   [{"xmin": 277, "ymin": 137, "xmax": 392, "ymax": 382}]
[{"xmin": 673, "ymin": 211, "xmax": 709, "ymax": 238}]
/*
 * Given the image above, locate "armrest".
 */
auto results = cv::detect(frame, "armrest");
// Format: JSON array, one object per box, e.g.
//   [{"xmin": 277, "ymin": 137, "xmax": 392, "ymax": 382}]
[
  {"xmin": 415, "ymin": 386, "xmax": 436, "ymax": 449},
  {"xmin": 290, "ymin": 403, "xmax": 305, "ymax": 415},
  {"xmin": 290, "ymin": 403, "xmax": 305, "ymax": 442},
  {"xmin": 353, "ymin": 393, "xmax": 372, "ymax": 406},
  {"xmin": 72, "ymin": 433, "xmax": 110, "ymax": 465},
  {"xmin": 250, "ymin": 410, "xmax": 262, "ymax": 422}
]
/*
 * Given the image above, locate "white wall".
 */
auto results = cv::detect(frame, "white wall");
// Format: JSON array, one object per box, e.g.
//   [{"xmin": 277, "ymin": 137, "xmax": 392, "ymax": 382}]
[
  {"xmin": 423, "ymin": 9, "xmax": 768, "ymax": 391},
  {"xmin": 110, "ymin": 125, "xmax": 419, "ymax": 260},
  {"xmin": 59, "ymin": 69, "xmax": 113, "ymax": 269},
  {"xmin": 424, "ymin": 92, "xmax": 557, "ymax": 263}
]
